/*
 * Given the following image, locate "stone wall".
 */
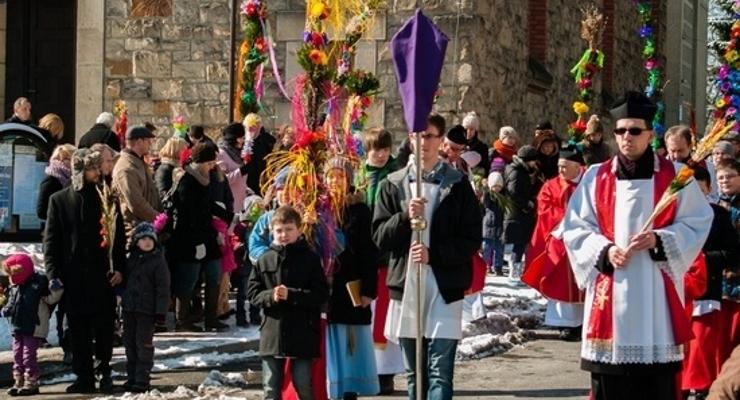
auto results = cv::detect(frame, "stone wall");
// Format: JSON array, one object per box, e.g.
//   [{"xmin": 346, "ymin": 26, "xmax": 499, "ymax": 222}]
[{"xmin": 103, "ymin": 0, "xmax": 233, "ymax": 143}]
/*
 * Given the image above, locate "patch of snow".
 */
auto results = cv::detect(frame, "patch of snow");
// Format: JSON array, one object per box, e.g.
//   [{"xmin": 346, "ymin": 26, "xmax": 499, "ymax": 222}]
[
  {"xmin": 153, "ymin": 350, "xmax": 258, "ymax": 371},
  {"xmin": 198, "ymin": 370, "xmax": 248, "ymax": 392},
  {"xmin": 91, "ymin": 384, "xmax": 252, "ymax": 400}
]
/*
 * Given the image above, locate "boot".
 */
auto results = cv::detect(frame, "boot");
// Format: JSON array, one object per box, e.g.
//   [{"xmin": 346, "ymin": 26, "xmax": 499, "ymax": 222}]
[
  {"xmin": 508, "ymin": 260, "xmax": 522, "ymax": 283},
  {"xmin": 7, "ymin": 371, "xmax": 23, "ymax": 396},
  {"xmin": 99, "ymin": 374, "xmax": 114, "ymax": 393},
  {"xmin": 176, "ymin": 295, "xmax": 192, "ymax": 325},
  {"xmin": 204, "ymin": 279, "xmax": 228, "ymax": 331},
  {"xmin": 17, "ymin": 373, "xmax": 39, "ymax": 396},
  {"xmin": 378, "ymin": 374, "xmax": 395, "ymax": 395}
]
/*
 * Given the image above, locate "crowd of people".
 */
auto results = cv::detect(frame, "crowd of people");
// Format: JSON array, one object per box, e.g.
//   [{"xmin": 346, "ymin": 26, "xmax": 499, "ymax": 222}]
[{"xmin": 0, "ymin": 90, "xmax": 739, "ymax": 400}]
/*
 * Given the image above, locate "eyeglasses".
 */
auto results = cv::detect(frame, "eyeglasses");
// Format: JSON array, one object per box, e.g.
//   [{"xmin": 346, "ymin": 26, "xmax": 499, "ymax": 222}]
[{"xmin": 614, "ymin": 127, "xmax": 648, "ymax": 136}]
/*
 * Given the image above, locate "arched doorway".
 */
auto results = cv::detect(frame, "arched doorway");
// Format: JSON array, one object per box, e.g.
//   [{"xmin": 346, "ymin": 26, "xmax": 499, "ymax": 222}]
[{"xmin": 5, "ymin": 0, "xmax": 76, "ymax": 143}]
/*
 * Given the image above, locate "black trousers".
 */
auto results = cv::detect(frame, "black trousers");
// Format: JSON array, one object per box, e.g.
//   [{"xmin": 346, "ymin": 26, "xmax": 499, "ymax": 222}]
[
  {"xmin": 123, "ymin": 312, "xmax": 155, "ymax": 385},
  {"xmin": 591, "ymin": 372, "xmax": 677, "ymax": 400},
  {"xmin": 67, "ymin": 311, "xmax": 115, "ymax": 383}
]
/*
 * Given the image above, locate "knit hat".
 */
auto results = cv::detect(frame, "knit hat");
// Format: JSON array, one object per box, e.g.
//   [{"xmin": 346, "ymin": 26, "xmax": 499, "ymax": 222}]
[
  {"xmin": 222, "ymin": 122, "xmax": 245, "ymax": 140},
  {"xmin": 498, "ymin": 126, "xmax": 519, "ymax": 142},
  {"xmin": 714, "ymin": 140, "xmax": 736, "ymax": 157},
  {"xmin": 487, "ymin": 171, "xmax": 504, "ymax": 188},
  {"xmin": 191, "ymin": 142, "xmax": 218, "ymax": 163},
  {"xmin": 559, "ymin": 143, "xmax": 585, "ymax": 165},
  {"xmin": 244, "ymin": 113, "xmax": 262, "ymax": 128},
  {"xmin": 4, "ymin": 253, "xmax": 34, "ymax": 286},
  {"xmin": 326, "ymin": 156, "xmax": 354, "ymax": 184},
  {"xmin": 132, "ymin": 222, "xmax": 158, "ymax": 246},
  {"xmin": 609, "ymin": 90, "xmax": 657, "ymax": 128},
  {"xmin": 240, "ymin": 194, "xmax": 265, "ymax": 223},
  {"xmin": 446, "ymin": 125, "xmax": 467, "ymax": 145},
  {"xmin": 490, "ymin": 157, "xmax": 507, "ymax": 173},
  {"xmin": 274, "ymin": 167, "xmax": 290, "ymax": 190},
  {"xmin": 517, "ymin": 145, "xmax": 538, "ymax": 162},
  {"xmin": 71, "ymin": 148, "xmax": 102, "ymax": 191},
  {"xmin": 536, "ymin": 121, "xmax": 553, "ymax": 131},
  {"xmin": 462, "ymin": 111, "xmax": 480, "ymax": 131}
]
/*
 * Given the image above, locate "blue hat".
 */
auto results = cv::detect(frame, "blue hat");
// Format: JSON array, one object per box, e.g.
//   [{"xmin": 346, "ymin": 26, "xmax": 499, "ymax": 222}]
[{"xmin": 132, "ymin": 222, "xmax": 158, "ymax": 245}]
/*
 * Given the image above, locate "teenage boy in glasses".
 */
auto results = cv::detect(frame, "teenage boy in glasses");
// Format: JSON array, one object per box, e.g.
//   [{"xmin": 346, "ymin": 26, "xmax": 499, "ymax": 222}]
[{"xmin": 561, "ymin": 91, "xmax": 713, "ymax": 400}]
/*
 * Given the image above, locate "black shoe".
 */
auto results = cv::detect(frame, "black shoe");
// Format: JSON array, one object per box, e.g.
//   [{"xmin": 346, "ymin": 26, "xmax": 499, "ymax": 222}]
[
  {"xmin": 131, "ymin": 383, "xmax": 150, "ymax": 393},
  {"xmin": 17, "ymin": 386, "xmax": 40, "ymax": 396},
  {"xmin": 175, "ymin": 322, "xmax": 203, "ymax": 332},
  {"xmin": 65, "ymin": 381, "xmax": 96, "ymax": 394},
  {"xmin": 7, "ymin": 387, "xmax": 20, "ymax": 396},
  {"xmin": 236, "ymin": 318, "xmax": 249, "ymax": 328},
  {"xmin": 558, "ymin": 326, "xmax": 582, "ymax": 342},
  {"xmin": 342, "ymin": 392, "xmax": 358, "ymax": 400},
  {"xmin": 99, "ymin": 375, "xmax": 114, "ymax": 393},
  {"xmin": 205, "ymin": 321, "xmax": 229, "ymax": 332},
  {"xmin": 378, "ymin": 374, "xmax": 395, "ymax": 395},
  {"xmin": 123, "ymin": 380, "xmax": 135, "ymax": 392}
]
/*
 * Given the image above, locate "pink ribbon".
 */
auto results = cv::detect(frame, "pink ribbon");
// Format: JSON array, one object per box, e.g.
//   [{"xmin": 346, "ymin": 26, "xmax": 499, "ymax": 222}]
[{"xmin": 262, "ymin": 19, "xmax": 292, "ymax": 101}]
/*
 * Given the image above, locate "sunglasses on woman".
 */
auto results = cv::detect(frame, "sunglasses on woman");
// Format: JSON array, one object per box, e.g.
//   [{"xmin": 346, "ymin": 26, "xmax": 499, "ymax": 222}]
[{"xmin": 613, "ymin": 127, "xmax": 648, "ymax": 136}]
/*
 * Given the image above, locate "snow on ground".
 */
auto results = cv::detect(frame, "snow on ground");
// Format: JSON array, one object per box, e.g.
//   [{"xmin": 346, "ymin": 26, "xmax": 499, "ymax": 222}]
[
  {"xmin": 91, "ymin": 384, "xmax": 249, "ymax": 400},
  {"xmin": 153, "ymin": 350, "xmax": 258, "ymax": 371},
  {"xmin": 457, "ymin": 275, "xmax": 546, "ymax": 360}
]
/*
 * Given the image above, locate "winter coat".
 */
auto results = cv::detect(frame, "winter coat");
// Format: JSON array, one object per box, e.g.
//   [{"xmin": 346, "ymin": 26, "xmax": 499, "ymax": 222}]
[
  {"xmin": 112, "ymin": 149, "xmax": 162, "ymax": 239},
  {"xmin": 708, "ymin": 343, "xmax": 740, "ymax": 399},
  {"xmin": 248, "ymin": 210, "xmax": 274, "ymax": 264},
  {"xmin": 468, "ymin": 136, "xmax": 490, "ymax": 176},
  {"xmin": 698, "ymin": 204, "xmax": 739, "ymax": 302},
  {"xmin": 356, "ymin": 158, "xmax": 398, "ymax": 267},
  {"xmin": 37, "ymin": 174, "xmax": 64, "ymax": 220},
  {"xmin": 503, "ymin": 156, "xmax": 538, "ymax": 245},
  {"xmin": 247, "ymin": 239, "xmax": 328, "ymax": 358},
  {"xmin": 169, "ymin": 166, "xmax": 222, "ymax": 263},
  {"xmin": 216, "ymin": 144, "xmax": 248, "ymax": 214},
  {"xmin": 154, "ymin": 161, "xmax": 177, "ymax": 198},
  {"xmin": 482, "ymin": 191, "xmax": 505, "ymax": 240},
  {"xmin": 78, "ymin": 123, "xmax": 121, "ymax": 152},
  {"xmin": 580, "ymin": 139, "xmax": 612, "ymax": 166},
  {"xmin": 122, "ymin": 247, "xmax": 171, "ymax": 316},
  {"xmin": 4, "ymin": 273, "xmax": 63, "ymax": 338},
  {"xmin": 43, "ymin": 183, "xmax": 126, "ymax": 315},
  {"xmin": 396, "ymin": 138, "xmax": 412, "ymax": 169},
  {"xmin": 328, "ymin": 202, "xmax": 378, "ymax": 325},
  {"xmin": 244, "ymin": 128, "xmax": 276, "ymax": 196},
  {"xmin": 372, "ymin": 163, "xmax": 482, "ymax": 304}
]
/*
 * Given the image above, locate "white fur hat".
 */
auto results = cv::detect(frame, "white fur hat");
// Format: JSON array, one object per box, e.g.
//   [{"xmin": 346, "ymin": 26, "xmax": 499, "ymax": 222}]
[
  {"xmin": 487, "ymin": 171, "xmax": 504, "ymax": 188},
  {"xmin": 462, "ymin": 111, "xmax": 480, "ymax": 131}
]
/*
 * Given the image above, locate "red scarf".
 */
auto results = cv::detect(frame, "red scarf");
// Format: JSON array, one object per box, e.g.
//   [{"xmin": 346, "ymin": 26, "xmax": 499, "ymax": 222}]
[
  {"xmin": 493, "ymin": 139, "xmax": 516, "ymax": 163},
  {"xmin": 589, "ymin": 156, "xmax": 693, "ymax": 345}
]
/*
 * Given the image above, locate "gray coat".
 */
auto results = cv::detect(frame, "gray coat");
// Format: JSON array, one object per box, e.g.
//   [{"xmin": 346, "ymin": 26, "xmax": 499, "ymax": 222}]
[{"xmin": 122, "ymin": 248, "xmax": 171, "ymax": 316}]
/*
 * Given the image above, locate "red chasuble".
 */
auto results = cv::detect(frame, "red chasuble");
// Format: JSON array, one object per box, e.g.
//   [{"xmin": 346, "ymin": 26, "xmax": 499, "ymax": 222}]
[{"xmin": 522, "ymin": 174, "xmax": 584, "ymax": 302}]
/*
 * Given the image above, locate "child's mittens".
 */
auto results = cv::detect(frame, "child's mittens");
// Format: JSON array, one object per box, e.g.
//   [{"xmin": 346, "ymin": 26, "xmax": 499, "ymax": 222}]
[{"xmin": 195, "ymin": 244, "xmax": 207, "ymax": 260}]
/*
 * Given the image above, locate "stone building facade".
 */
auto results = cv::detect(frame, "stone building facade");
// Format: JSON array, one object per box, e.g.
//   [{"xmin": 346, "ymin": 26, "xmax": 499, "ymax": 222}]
[{"xmin": 0, "ymin": 0, "xmax": 708, "ymax": 146}]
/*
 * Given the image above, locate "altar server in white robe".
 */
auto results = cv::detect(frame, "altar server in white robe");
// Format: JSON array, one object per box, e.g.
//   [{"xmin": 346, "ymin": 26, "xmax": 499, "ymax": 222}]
[{"xmin": 562, "ymin": 91, "xmax": 713, "ymax": 400}]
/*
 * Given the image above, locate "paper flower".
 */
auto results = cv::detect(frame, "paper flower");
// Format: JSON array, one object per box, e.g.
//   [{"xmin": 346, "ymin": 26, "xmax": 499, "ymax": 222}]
[
  {"xmin": 573, "ymin": 101, "xmax": 589, "ymax": 116},
  {"xmin": 310, "ymin": 1, "xmax": 330, "ymax": 20},
  {"xmin": 308, "ymin": 49, "xmax": 328, "ymax": 65}
]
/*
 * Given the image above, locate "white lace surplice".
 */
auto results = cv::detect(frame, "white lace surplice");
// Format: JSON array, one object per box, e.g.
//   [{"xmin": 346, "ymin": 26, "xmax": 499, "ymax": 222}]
[{"xmin": 562, "ymin": 161, "xmax": 712, "ymax": 364}]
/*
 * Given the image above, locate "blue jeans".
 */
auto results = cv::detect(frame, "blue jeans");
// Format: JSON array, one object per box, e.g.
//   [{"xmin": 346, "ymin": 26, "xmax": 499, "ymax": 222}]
[
  {"xmin": 481, "ymin": 238, "xmax": 504, "ymax": 270},
  {"xmin": 262, "ymin": 357, "xmax": 313, "ymax": 400},
  {"xmin": 399, "ymin": 338, "xmax": 457, "ymax": 400},
  {"xmin": 174, "ymin": 259, "xmax": 222, "ymax": 325}
]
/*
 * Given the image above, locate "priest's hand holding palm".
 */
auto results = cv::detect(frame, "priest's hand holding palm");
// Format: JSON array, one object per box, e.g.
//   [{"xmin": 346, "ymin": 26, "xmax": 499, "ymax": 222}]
[
  {"xmin": 608, "ymin": 246, "xmax": 631, "ymax": 268},
  {"xmin": 627, "ymin": 231, "xmax": 657, "ymax": 252}
]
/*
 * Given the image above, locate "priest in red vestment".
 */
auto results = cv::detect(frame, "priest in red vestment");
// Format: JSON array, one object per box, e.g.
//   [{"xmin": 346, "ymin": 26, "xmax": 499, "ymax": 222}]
[
  {"xmin": 562, "ymin": 91, "xmax": 713, "ymax": 400},
  {"xmin": 522, "ymin": 143, "xmax": 586, "ymax": 341}
]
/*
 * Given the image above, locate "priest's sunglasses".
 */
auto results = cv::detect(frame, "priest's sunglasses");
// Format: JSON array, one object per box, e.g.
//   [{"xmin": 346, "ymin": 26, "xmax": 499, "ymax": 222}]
[{"xmin": 613, "ymin": 127, "xmax": 648, "ymax": 136}]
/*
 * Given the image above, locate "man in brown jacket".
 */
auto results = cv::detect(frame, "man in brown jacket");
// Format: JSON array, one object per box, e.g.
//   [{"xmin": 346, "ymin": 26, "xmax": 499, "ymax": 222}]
[
  {"xmin": 112, "ymin": 126, "xmax": 162, "ymax": 241},
  {"xmin": 709, "ymin": 344, "xmax": 740, "ymax": 399}
]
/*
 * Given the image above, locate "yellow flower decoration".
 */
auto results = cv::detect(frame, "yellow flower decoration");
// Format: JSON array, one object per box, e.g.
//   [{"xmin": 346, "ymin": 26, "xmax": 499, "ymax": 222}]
[
  {"xmin": 717, "ymin": 98, "xmax": 727, "ymax": 108},
  {"xmin": 310, "ymin": 1, "xmax": 328, "ymax": 19},
  {"xmin": 573, "ymin": 101, "xmax": 590, "ymax": 116},
  {"xmin": 725, "ymin": 50, "xmax": 739, "ymax": 63}
]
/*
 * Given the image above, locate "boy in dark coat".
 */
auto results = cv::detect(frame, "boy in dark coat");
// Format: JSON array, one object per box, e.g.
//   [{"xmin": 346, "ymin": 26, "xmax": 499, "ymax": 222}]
[
  {"xmin": 247, "ymin": 206, "xmax": 328, "ymax": 400},
  {"xmin": 122, "ymin": 222, "xmax": 171, "ymax": 393}
]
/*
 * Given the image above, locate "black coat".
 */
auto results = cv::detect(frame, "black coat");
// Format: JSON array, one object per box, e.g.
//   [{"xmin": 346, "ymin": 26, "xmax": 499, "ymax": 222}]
[
  {"xmin": 78, "ymin": 123, "xmax": 121, "ymax": 152},
  {"xmin": 43, "ymin": 183, "xmax": 126, "ymax": 315},
  {"xmin": 396, "ymin": 137, "xmax": 412, "ymax": 170},
  {"xmin": 245, "ymin": 128, "xmax": 276, "ymax": 196},
  {"xmin": 468, "ymin": 136, "xmax": 490, "ymax": 176},
  {"xmin": 154, "ymin": 162, "xmax": 176, "ymax": 198},
  {"xmin": 122, "ymin": 247, "xmax": 171, "ymax": 316},
  {"xmin": 372, "ymin": 163, "xmax": 482, "ymax": 304},
  {"xmin": 482, "ymin": 191, "xmax": 505, "ymax": 240},
  {"xmin": 169, "ymin": 168, "xmax": 221, "ymax": 263},
  {"xmin": 699, "ymin": 204, "xmax": 739, "ymax": 301},
  {"xmin": 247, "ymin": 239, "xmax": 328, "ymax": 358},
  {"xmin": 328, "ymin": 202, "xmax": 378, "ymax": 325},
  {"xmin": 37, "ymin": 174, "xmax": 64, "ymax": 220},
  {"xmin": 5, "ymin": 274, "xmax": 48, "ymax": 335},
  {"xmin": 503, "ymin": 157, "xmax": 537, "ymax": 245}
]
